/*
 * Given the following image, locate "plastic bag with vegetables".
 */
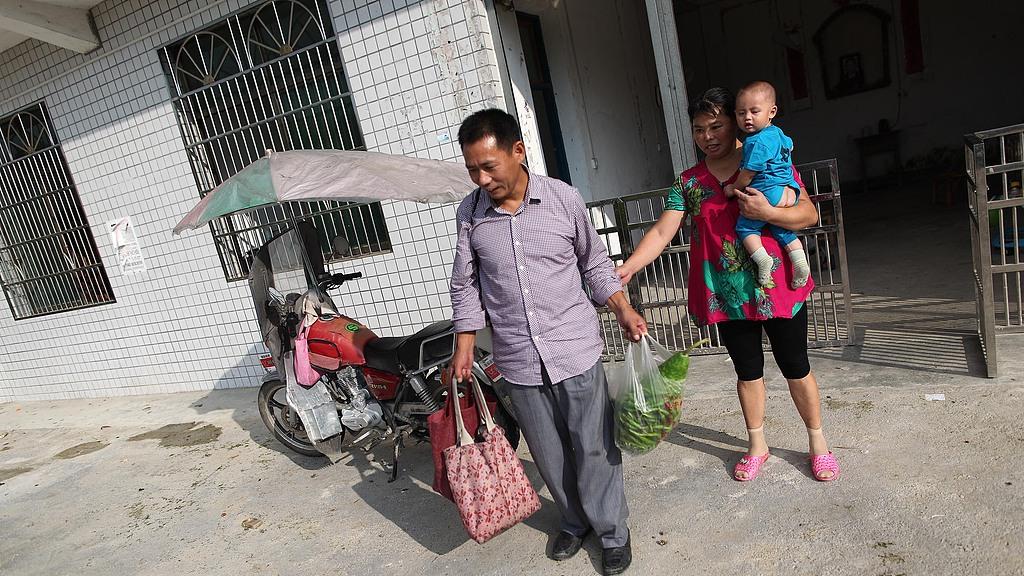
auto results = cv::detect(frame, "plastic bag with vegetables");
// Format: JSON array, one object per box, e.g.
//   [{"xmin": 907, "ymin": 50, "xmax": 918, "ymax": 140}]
[{"xmin": 613, "ymin": 334, "xmax": 707, "ymax": 455}]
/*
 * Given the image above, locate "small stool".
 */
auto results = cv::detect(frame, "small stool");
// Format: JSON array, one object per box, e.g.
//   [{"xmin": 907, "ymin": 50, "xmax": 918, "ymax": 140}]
[{"xmin": 932, "ymin": 171, "xmax": 963, "ymax": 207}]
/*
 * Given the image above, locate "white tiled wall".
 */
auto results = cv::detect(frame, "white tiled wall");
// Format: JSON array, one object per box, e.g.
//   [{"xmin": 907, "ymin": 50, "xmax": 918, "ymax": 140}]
[{"xmin": 0, "ymin": 0, "xmax": 505, "ymax": 402}]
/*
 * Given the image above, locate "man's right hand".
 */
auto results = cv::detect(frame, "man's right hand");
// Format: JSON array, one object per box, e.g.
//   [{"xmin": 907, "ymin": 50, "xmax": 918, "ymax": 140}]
[{"xmin": 452, "ymin": 332, "xmax": 477, "ymax": 382}]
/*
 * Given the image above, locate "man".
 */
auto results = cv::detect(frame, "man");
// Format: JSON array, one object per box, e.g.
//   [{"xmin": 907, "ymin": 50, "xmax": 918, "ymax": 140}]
[{"xmin": 449, "ymin": 109, "xmax": 647, "ymax": 575}]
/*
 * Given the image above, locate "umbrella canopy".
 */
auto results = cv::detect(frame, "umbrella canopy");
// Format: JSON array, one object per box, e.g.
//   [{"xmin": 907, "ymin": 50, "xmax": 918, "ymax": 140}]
[{"xmin": 172, "ymin": 149, "xmax": 475, "ymax": 235}]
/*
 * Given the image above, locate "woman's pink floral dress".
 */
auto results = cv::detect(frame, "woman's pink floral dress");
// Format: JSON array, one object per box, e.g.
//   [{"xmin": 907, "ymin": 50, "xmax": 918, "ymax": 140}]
[{"xmin": 664, "ymin": 161, "xmax": 814, "ymax": 326}]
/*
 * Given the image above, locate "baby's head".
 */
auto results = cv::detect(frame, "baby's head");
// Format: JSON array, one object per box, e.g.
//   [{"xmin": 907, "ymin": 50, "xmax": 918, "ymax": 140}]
[{"xmin": 735, "ymin": 81, "xmax": 778, "ymax": 134}]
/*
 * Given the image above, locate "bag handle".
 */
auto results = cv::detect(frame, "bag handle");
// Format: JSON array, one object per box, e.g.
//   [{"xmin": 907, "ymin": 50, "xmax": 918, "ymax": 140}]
[
  {"xmin": 646, "ymin": 333, "xmax": 710, "ymax": 360},
  {"xmin": 625, "ymin": 334, "xmax": 653, "ymax": 413},
  {"xmin": 451, "ymin": 371, "xmax": 496, "ymax": 447},
  {"xmin": 451, "ymin": 375, "xmax": 476, "ymax": 447},
  {"xmin": 647, "ymin": 333, "xmax": 672, "ymax": 361},
  {"xmin": 624, "ymin": 335, "xmax": 709, "ymax": 412},
  {"xmin": 296, "ymin": 316, "xmax": 315, "ymax": 340},
  {"xmin": 625, "ymin": 332, "xmax": 679, "ymax": 412},
  {"xmin": 469, "ymin": 375, "xmax": 496, "ymax": 434}
]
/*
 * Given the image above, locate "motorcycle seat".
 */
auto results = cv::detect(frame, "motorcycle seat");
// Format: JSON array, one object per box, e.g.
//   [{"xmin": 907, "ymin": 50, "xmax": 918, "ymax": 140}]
[{"xmin": 363, "ymin": 320, "xmax": 454, "ymax": 374}]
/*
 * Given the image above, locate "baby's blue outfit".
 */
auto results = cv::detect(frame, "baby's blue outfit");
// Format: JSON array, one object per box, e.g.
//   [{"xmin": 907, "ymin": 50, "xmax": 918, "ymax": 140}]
[{"xmin": 735, "ymin": 124, "xmax": 799, "ymax": 246}]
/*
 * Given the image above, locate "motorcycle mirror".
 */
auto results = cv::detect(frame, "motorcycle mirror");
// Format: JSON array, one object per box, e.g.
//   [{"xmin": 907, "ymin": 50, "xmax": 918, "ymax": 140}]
[
  {"xmin": 268, "ymin": 287, "xmax": 286, "ymax": 305},
  {"xmin": 331, "ymin": 235, "xmax": 351, "ymax": 257}
]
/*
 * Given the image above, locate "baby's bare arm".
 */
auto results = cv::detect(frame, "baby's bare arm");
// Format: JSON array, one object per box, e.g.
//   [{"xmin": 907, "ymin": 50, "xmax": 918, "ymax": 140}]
[
  {"xmin": 726, "ymin": 169, "xmax": 757, "ymax": 198},
  {"xmin": 734, "ymin": 169, "xmax": 756, "ymax": 189}
]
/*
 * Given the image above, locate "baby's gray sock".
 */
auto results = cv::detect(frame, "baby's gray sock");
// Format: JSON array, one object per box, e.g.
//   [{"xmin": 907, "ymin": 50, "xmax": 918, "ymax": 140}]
[
  {"xmin": 790, "ymin": 249, "xmax": 810, "ymax": 288},
  {"xmin": 751, "ymin": 247, "xmax": 775, "ymax": 288}
]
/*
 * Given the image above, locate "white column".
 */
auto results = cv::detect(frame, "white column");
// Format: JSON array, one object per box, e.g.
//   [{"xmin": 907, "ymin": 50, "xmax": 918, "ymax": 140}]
[
  {"xmin": 645, "ymin": 0, "xmax": 695, "ymax": 174},
  {"xmin": 485, "ymin": 1, "xmax": 548, "ymax": 175}
]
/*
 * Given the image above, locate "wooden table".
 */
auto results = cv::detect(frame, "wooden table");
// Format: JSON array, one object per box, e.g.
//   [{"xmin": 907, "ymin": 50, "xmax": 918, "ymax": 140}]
[{"xmin": 855, "ymin": 130, "xmax": 901, "ymax": 192}]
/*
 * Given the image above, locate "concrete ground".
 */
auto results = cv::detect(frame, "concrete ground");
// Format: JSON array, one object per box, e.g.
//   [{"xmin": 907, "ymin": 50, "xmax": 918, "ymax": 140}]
[{"xmin": 2, "ymin": 186, "xmax": 1023, "ymax": 576}]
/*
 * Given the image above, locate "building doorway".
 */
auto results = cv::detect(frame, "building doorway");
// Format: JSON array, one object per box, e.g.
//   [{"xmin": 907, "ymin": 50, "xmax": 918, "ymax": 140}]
[{"xmin": 516, "ymin": 12, "xmax": 571, "ymax": 184}]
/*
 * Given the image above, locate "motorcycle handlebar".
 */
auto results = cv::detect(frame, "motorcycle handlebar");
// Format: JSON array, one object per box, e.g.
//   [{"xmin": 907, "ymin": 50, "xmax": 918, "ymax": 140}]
[{"xmin": 318, "ymin": 271, "xmax": 362, "ymax": 290}]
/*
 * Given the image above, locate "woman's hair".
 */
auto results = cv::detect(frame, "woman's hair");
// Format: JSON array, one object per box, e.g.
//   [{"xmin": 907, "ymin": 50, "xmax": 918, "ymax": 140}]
[{"xmin": 688, "ymin": 87, "xmax": 736, "ymax": 121}]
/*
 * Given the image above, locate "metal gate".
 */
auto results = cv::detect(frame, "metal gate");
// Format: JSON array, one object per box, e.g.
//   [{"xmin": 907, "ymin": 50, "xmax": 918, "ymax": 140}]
[
  {"xmin": 965, "ymin": 123, "xmax": 1024, "ymax": 377},
  {"xmin": 588, "ymin": 158, "xmax": 854, "ymax": 360}
]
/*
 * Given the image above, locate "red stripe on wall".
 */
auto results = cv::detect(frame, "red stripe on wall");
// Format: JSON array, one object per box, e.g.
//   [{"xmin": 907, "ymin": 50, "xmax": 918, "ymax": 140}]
[
  {"xmin": 901, "ymin": 0, "xmax": 925, "ymax": 74},
  {"xmin": 786, "ymin": 47, "xmax": 809, "ymax": 100}
]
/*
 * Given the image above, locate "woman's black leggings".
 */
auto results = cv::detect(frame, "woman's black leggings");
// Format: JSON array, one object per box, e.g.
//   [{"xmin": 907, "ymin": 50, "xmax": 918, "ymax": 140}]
[{"xmin": 717, "ymin": 305, "xmax": 811, "ymax": 381}]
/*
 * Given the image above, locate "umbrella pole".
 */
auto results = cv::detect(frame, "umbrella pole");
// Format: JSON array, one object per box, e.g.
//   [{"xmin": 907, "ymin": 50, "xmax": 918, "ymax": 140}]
[{"xmin": 285, "ymin": 202, "xmax": 320, "ymax": 287}]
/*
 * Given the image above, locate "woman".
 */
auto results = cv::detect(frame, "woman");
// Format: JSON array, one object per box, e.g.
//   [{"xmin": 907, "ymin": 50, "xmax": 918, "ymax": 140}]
[{"xmin": 617, "ymin": 88, "xmax": 840, "ymax": 482}]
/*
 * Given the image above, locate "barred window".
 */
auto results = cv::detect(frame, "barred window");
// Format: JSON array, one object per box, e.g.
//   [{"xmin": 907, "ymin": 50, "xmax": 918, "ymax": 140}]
[
  {"xmin": 0, "ymin": 102, "xmax": 115, "ymax": 320},
  {"xmin": 160, "ymin": 0, "xmax": 390, "ymax": 282}
]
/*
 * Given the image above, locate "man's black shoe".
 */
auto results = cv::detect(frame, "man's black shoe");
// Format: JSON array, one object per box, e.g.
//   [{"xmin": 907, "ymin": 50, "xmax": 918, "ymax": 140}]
[
  {"xmin": 549, "ymin": 530, "xmax": 588, "ymax": 561},
  {"xmin": 601, "ymin": 532, "xmax": 632, "ymax": 575}
]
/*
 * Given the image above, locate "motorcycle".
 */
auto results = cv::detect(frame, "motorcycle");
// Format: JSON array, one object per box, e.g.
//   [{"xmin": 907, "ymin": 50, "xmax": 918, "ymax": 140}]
[{"xmin": 248, "ymin": 222, "xmax": 519, "ymax": 480}]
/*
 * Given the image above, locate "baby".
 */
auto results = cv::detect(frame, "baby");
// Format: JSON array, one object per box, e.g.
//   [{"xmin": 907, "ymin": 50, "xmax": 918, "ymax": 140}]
[{"xmin": 724, "ymin": 81, "xmax": 810, "ymax": 289}]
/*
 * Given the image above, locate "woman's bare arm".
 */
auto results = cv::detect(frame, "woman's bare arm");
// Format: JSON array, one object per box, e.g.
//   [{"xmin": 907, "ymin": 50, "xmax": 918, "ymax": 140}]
[
  {"xmin": 616, "ymin": 209, "xmax": 685, "ymax": 285},
  {"xmin": 736, "ymin": 185, "xmax": 818, "ymax": 231}
]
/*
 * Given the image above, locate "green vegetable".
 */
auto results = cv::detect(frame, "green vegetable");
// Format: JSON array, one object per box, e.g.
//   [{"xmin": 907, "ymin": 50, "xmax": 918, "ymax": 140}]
[
  {"xmin": 658, "ymin": 351, "xmax": 690, "ymax": 382},
  {"xmin": 614, "ymin": 339, "xmax": 707, "ymax": 455}
]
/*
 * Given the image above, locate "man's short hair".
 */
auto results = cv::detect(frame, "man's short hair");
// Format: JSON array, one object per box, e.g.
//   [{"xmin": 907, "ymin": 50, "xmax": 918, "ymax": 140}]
[{"xmin": 457, "ymin": 108, "xmax": 522, "ymax": 150}]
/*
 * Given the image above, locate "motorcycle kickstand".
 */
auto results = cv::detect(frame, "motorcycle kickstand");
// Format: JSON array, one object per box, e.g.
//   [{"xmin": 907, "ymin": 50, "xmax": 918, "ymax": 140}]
[
  {"xmin": 356, "ymin": 426, "xmax": 392, "ymax": 454},
  {"xmin": 388, "ymin": 430, "xmax": 406, "ymax": 483}
]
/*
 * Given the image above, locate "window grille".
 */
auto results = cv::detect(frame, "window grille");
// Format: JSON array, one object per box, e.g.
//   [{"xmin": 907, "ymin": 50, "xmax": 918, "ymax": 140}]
[
  {"xmin": 159, "ymin": 0, "xmax": 390, "ymax": 282},
  {"xmin": 0, "ymin": 102, "xmax": 115, "ymax": 320}
]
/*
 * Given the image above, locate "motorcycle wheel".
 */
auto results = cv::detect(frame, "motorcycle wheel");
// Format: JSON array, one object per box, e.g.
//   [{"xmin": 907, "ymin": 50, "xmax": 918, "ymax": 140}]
[{"xmin": 257, "ymin": 378, "xmax": 332, "ymax": 458}]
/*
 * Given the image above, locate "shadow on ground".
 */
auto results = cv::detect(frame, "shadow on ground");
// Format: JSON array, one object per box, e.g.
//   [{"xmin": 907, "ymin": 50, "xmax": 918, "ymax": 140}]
[
  {"xmin": 809, "ymin": 306, "xmax": 989, "ymax": 377},
  {"xmin": 189, "ymin": 351, "xmax": 331, "ymax": 471},
  {"xmin": 339, "ymin": 438, "xmax": 561, "ymax": 556},
  {"xmin": 668, "ymin": 423, "xmax": 816, "ymax": 481},
  {"xmin": 193, "ymin": 365, "xmax": 564, "ymax": 556},
  {"xmin": 808, "ymin": 181, "xmax": 990, "ymax": 377}
]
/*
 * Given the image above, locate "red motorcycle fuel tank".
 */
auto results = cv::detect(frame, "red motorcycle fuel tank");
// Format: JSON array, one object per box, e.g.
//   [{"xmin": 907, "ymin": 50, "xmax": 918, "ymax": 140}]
[{"xmin": 306, "ymin": 316, "xmax": 377, "ymax": 370}]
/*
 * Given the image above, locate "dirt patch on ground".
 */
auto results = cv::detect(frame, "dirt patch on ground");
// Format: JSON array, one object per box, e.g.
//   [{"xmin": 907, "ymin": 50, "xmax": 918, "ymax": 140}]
[
  {"xmin": 824, "ymin": 398, "xmax": 875, "ymax": 415},
  {"xmin": 128, "ymin": 422, "xmax": 222, "ymax": 447},
  {"xmin": 127, "ymin": 502, "xmax": 146, "ymax": 520},
  {"xmin": 0, "ymin": 467, "xmax": 33, "ymax": 482},
  {"xmin": 54, "ymin": 441, "xmax": 109, "ymax": 460}
]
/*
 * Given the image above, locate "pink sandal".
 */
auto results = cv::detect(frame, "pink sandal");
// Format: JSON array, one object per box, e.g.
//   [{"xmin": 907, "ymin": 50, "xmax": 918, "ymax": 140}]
[
  {"xmin": 733, "ymin": 452, "xmax": 770, "ymax": 482},
  {"xmin": 810, "ymin": 451, "xmax": 840, "ymax": 481}
]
